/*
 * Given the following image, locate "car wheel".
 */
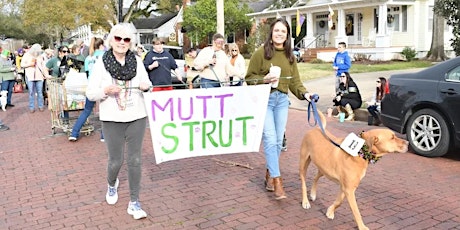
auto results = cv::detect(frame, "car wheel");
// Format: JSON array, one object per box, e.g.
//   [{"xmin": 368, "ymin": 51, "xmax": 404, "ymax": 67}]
[{"xmin": 406, "ymin": 109, "xmax": 450, "ymax": 157}]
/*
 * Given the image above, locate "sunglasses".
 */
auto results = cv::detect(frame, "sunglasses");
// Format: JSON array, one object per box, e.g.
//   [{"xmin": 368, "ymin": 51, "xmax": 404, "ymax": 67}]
[
  {"xmin": 340, "ymin": 75, "xmax": 346, "ymax": 78},
  {"xmin": 114, "ymin": 36, "xmax": 131, "ymax": 43},
  {"xmin": 376, "ymin": 81, "xmax": 381, "ymax": 83},
  {"xmin": 62, "ymin": 50, "xmax": 69, "ymax": 53},
  {"xmin": 215, "ymin": 40, "xmax": 225, "ymax": 44}
]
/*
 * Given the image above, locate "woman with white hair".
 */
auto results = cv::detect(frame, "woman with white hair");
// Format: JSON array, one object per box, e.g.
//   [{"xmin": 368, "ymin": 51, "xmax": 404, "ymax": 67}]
[
  {"xmin": 86, "ymin": 23, "xmax": 152, "ymax": 220},
  {"xmin": 21, "ymin": 44, "xmax": 46, "ymax": 113}
]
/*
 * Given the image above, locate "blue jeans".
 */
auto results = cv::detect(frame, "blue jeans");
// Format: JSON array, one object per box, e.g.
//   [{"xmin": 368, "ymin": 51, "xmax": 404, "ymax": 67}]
[
  {"xmin": 27, "ymin": 80, "xmax": 44, "ymax": 110},
  {"xmin": 200, "ymin": 78, "xmax": 221, "ymax": 88},
  {"xmin": 1, "ymin": 80, "xmax": 15, "ymax": 105},
  {"xmin": 263, "ymin": 91, "xmax": 289, "ymax": 178},
  {"xmin": 70, "ymin": 98, "xmax": 95, "ymax": 138}
]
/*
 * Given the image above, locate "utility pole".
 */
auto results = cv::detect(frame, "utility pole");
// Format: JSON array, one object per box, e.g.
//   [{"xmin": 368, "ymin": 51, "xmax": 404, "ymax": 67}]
[
  {"xmin": 216, "ymin": 0, "xmax": 224, "ymax": 36},
  {"xmin": 118, "ymin": 0, "xmax": 123, "ymax": 23}
]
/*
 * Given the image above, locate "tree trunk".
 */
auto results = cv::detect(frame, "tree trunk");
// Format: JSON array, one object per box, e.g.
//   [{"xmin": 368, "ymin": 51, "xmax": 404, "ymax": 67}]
[{"xmin": 428, "ymin": 5, "xmax": 447, "ymax": 61}]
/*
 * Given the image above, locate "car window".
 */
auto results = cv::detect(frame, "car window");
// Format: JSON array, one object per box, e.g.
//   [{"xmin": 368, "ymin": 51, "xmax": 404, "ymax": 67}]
[
  {"xmin": 446, "ymin": 66, "xmax": 460, "ymax": 82},
  {"xmin": 164, "ymin": 48, "xmax": 184, "ymax": 60}
]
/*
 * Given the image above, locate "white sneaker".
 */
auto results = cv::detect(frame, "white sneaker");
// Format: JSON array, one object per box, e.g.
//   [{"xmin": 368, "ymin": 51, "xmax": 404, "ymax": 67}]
[
  {"xmin": 105, "ymin": 178, "xmax": 119, "ymax": 205},
  {"xmin": 68, "ymin": 136, "xmax": 77, "ymax": 142},
  {"xmin": 127, "ymin": 200, "xmax": 147, "ymax": 219}
]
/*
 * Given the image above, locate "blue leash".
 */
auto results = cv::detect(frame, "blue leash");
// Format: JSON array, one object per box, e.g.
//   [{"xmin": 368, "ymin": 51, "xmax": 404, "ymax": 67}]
[{"xmin": 307, "ymin": 94, "xmax": 341, "ymax": 148}]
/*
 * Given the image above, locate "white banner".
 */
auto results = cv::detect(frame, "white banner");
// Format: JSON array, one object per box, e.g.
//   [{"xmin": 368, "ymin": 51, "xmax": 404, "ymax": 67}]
[{"xmin": 144, "ymin": 84, "xmax": 271, "ymax": 164}]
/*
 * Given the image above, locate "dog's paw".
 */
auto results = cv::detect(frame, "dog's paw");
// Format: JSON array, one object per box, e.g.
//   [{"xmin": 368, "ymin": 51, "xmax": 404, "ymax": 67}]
[
  {"xmin": 326, "ymin": 206, "xmax": 335, "ymax": 219},
  {"xmin": 310, "ymin": 194, "xmax": 316, "ymax": 201},
  {"xmin": 301, "ymin": 200, "xmax": 311, "ymax": 209}
]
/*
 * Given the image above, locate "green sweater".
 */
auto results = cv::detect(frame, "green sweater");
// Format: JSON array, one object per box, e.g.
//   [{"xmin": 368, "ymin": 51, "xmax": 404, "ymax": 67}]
[
  {"xmin": 0, "ymin": 58, "xmax": 15, "ymax": 81},
  {"xmin": 245, "ymin": 46, "xmax": 308, "ymax": 100}
]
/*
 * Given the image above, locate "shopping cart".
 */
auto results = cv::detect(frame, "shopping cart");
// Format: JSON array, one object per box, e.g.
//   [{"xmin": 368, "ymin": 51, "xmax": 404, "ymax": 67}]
[{"xmin": 47, "ymin": 77, "xmax": 94, "ymax": 135}]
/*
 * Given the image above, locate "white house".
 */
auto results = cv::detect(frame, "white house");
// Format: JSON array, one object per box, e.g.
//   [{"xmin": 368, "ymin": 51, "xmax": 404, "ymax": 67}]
[{"xmin": 247, "ymin": 0, "xmax": 454, "ymax": 61}]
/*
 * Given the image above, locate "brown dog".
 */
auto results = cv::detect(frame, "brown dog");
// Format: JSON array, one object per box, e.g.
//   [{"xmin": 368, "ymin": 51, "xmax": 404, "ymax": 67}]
[{"xmin": 299, "ymin": 111, "xmax": 408, "ymax": 230}]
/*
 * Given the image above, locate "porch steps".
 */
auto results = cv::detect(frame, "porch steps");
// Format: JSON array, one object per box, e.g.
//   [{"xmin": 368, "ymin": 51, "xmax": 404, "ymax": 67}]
[{"xmin": 302, "ymin": 47, "xmax": 336, "ymax": 62}]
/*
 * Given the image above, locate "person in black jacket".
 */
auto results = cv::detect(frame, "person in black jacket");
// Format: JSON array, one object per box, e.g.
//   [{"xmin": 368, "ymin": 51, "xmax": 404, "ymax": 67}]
[{"xmin": 333, "ymin": 72, "xmax": 362, "ymax": 121}]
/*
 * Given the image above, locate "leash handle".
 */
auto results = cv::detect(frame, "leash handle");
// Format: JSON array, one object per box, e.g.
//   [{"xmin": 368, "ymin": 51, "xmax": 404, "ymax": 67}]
[
  {"xmin": 307, "ymin": 94, "xmax": 319, "ymax": 126},
  {"xmin": 307, "ymin": 94, "xmax": 341, "ymax": 148}
]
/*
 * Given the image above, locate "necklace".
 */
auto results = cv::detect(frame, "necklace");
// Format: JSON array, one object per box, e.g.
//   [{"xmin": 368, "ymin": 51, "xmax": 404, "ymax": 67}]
[{"xmin": 113, "ymin": 79, "xmax": 131, "ymax": 110}]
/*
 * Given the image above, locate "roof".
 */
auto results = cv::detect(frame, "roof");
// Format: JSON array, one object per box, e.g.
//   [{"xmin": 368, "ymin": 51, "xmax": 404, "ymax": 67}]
[
  {"xmin": 132, "ymin": 13, "xmax": 178, "ymax": 30},
  {"xmin": 247, "ymin": 0, "xmax": 272, "ymax": 13}
]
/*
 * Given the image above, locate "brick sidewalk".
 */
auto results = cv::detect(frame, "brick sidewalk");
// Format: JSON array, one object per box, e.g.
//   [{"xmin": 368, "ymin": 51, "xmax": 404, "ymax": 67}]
[{"xmin": 1, "ymin": 92, "xmax": 460, "ymax": 229}]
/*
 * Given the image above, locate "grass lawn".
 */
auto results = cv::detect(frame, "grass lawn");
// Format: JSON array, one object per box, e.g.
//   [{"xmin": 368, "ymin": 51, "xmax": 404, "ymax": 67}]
[{"xmin": 246, "ymin": 59, "xmax": 434, "ymax": 82}]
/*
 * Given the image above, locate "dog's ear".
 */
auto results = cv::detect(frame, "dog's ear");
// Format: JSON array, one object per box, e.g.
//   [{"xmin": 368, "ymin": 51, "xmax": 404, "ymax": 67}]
[{"xmin": 364, "ymin": 134, "xmax": 379, "ymax": 151}]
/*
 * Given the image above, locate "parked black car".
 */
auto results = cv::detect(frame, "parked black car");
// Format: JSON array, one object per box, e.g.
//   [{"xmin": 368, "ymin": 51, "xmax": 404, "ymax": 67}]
[{"xmin": 381, "ymin": 57, "xmax": 460, "ymax": 157}]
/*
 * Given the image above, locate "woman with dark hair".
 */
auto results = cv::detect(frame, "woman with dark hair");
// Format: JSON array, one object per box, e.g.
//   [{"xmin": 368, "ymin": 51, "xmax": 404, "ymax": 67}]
[
  {"xmin": 246, "ymin": 18, "xmax": 315, "ymax": 200},
  {"xmin": 367, "ymin": 77, "xmax": 387, "ymax": 126},
  {"xmin": 333, "ymin": 71, "xmax": 362, "ymax": 121},
  {"xmin": 69, "ymin": 37, "xmax": 106, "ymax": 141},
  {"xmin": 45, "ymin": 45, "xmax": 70, "ymax": 78}
]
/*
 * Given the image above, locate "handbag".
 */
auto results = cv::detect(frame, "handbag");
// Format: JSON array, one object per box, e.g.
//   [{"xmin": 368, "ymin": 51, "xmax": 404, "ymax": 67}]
[{"xmin": 13, "ymin": 82, "xmax": 24, "ymax": 93}]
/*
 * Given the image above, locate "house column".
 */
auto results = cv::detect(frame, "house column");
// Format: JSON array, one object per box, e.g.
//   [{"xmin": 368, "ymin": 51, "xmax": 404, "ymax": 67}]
[
  {"xmin": 304, "ymin": 13, "xmax": 315, "ymax": 48},
  {"xmin": 335, "ymin": 8, "xmax": 348, "ymax": 46},
  {"xmin": 285, "ymin": 15, "xmax": 294, "ymax": 45},
  {"xmin": 375, "ymin": 4, "xmax": 390, "ymax": 47}
]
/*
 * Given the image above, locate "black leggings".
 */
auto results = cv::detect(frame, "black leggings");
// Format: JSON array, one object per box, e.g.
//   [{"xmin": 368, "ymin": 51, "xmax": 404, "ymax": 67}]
[{"xmin": 339, "ymin": 98, "xmax": 361, "ymax": 110}]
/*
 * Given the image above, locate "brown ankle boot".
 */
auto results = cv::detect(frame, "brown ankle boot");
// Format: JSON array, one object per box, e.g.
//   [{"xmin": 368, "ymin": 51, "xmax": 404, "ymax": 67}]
[
  {"xmin": 265, "ymin": 169, "xmax": 274, "ymax": 192},
  {"xmin": 273, "ymin": 177, "xmax": 287, "ymax": 200}
]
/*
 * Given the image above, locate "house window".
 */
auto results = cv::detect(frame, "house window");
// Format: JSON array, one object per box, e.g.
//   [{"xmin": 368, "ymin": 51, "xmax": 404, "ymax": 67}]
[{"xmin": 388, "ymin": 5, "xmax": 407, "ymax": 32}]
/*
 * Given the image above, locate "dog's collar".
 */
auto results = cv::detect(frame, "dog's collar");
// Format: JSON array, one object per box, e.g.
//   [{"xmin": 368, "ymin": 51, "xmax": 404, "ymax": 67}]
[
  {"xmin": 359, "ymin": 131, "xmax": 381, "ymax": 164},
  {"xmin": 358, "ymin": 144, "xmax": 381, "ymax": 164}
]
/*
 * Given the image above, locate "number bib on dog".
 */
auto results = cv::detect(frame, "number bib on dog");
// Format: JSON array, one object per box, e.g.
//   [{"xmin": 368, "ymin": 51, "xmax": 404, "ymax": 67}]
[{"xmin": 340, "ymin": 133, "xmax": 365, "ymax": 157}]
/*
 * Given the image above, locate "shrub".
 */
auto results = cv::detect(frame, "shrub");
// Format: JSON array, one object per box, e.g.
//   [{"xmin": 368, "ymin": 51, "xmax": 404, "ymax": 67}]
[
  {"xmin": 401, "ymin": 46, "xmax": 417, "ymax": 61},
  {"xmin": 353, "ymin": 53, "xmax": 372, "ymax": 62},
  {"xmin": 309, "ymin": 58, "xmax": 324, "ymax": 64}
]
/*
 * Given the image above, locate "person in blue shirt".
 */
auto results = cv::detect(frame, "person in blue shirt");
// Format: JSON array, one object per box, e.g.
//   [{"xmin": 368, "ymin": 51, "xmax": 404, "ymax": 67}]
[
  {"xmin": 332, "ymin": 42, "xmax": 352, "ymax": 93},
  {"xmin": 143, "ymin": 38, "xmax": 180, "ymax": 91},
  {"xmin": 69, "ymin": 37, "xmax": 106, "ymax": 142}
]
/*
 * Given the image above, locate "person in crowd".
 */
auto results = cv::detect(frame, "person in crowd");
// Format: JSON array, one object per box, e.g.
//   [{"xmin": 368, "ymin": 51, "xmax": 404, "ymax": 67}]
[
  {"xmin": 69, "ymin": 44, "xmax": 86, "ymax": 72},
  {"xmin": 333, "ymin": 72, "xmax": 362, "ymax": 121},
  {"xmin": 227, "ymin": 43, "xmax": 246, "ymax": 86},
  {"xmin": 245, "ymin": 18, "xmax": 314, "ymax": 200},
  {"xmin": 41, "ymin": 48, "xmax": 54, "ymax": 105},
  {"xmin": 367, "ymin": 77, "xmax": 387, "ymax": 126},
  {"xmin": 45, "ymin": 46, "xmax": 71, "ymax": 121},
  {"xmin": 45, "ymin": 46, "xmax": 70, "ymax": 78},
  {"xmin": 86, "ymin": 23, "xmax": 152, "ymax": 220},
  {"xmin": 8, "ymin": 50, "xmax": 16, "ymax": 66},
  {"xmin": 187, "ymin": 47, "xmax": 198, "ymax": 59},
  {"xmin": 21, "ymin": 44, "xmax": 46, "ymax": 113},
  {"xmin": 143, "ymin": 38, "xmax": 181, "ymax": 91},
  {"xmin": 15, "ymin": 48, "xmax": 25, "ymax": 85},
  {"xmin": 332, "ymin": 42, "xmax": 352, "ymax": 93},
  {"xmin": 136, "ymin": 44, "xmax": 146, "ymax": 60},
  {"xmin": 0, "ymin": 50, "xmax": 16, "ymax": 108},
  {"xmin": 193, "ymin": 33, "xmax": 236, "ymax": 88},
  {"xmin": 76, "ymin": 39, "xmax": 90, "ymax": 58},
  {"xmin": 69, "ymin": 37, "xmax": 106, "ymax": 142}
]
